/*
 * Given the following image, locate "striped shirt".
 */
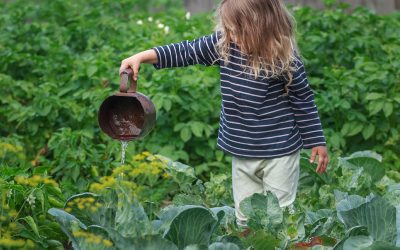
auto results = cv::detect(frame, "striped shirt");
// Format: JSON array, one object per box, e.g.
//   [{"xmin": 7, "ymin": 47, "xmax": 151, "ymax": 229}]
[{"xmin": 152, "ymin": 32, "xmax": 326, "ymax": 158}]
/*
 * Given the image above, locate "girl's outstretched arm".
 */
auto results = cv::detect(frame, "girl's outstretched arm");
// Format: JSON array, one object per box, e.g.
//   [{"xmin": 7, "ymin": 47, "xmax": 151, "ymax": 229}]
[
  {"xmin": 119, "ymin": 32, "xmax": 219, "ymax": 80},
  {"xmin": 152, "ymin": 32, "xmax": 220, "ymax": 69},
  {"xmin": 119, "ymin": 49, "xmax": 158, "ymax": 81}
]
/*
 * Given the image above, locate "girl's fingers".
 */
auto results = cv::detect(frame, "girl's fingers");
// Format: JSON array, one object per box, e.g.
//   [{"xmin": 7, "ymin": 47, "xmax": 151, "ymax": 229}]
[
  {"xmin": 317, "ymin": 154, "xmax": 329, "ymax": 174},
  {"xmin": 317, "ymin": 154, "xmax": 324, "ymax": 173},
  {"xmin": 119, "ymin": 60, "xmax": 129, "ymax": 75},
  {"xmin": 314, "ymin": 151, "xmax": 328, "ymax": 174},
  {"xmin": 310, "ymin": 147, "xmax": 317, "ymax": 163},
  {"xmin": 131, "ymin": 64, "xmax": 139, "ymax": 81}
]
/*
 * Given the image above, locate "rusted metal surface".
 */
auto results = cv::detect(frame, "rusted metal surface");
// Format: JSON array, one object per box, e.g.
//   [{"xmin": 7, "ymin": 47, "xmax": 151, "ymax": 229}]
[{"xmin": 98, "ymin": 68, "xmax": 156, "ymax": 141}]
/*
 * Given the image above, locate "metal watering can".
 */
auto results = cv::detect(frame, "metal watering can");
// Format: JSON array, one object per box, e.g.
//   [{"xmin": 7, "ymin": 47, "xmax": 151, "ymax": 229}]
[{"xmin": 98, "ymin": 68, "xmax": 156, "ymax": 141}]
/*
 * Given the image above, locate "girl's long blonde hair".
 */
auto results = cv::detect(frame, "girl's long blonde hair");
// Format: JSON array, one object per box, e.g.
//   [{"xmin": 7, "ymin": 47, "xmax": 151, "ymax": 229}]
[{"xmin": 215, "ymin": 0, "xmax": 298, "ymax": 91}]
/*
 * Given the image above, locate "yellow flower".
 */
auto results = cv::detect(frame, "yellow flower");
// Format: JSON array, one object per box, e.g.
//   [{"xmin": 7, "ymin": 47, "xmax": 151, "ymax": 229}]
[
  {"xmin": 103, "ymin": 239, "xmax": 113, "ymax": 247},
  {"xmin": 112, "ymin": 165, "xmax": 131, "ymax": 175},
  {"xmin": 43, "ymin": 178, "xmax": 58, "ymax": 187},
  {"xmin": 8, "ymin": 209, "xmax": 18, "ymax": 218},
  {"xmin": 133, "ymin": 154, "xmax": 145, "ymax": 161},
  {"xmin": 14, "ymin": 176, "xmax": 25, "ymax": 184},
  {"xmin": 73, "ymin": 230, "xmax": 111, "ymax": 247},
  {"xmin": 151, "ymin": 168, "xmax": 161, "ymax": 175},
  {"xmin": 87, "ymin": 197, "xmax": 95, "ymax": 203},
  {"xmin": 32, "ymin": 175, "xmax": 41, "ymax": 182},
  {"xmin": 1, "ymin": 143, "xmax": 21, "ymax": 153},
  {"xmin": 0, "ymin": 237, "xmax": 29, "ymax": 248},
  {"xmin": 8, "ymin": 222, "xmax": 17, "ymax": 230},
  {"xmin": 90, "ymin": 207, "xmax": 98, "ymax": 213}
]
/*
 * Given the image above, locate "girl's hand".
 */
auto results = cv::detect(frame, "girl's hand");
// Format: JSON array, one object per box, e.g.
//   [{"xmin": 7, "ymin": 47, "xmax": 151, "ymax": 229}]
[
  {"xmin": 119, "ymin": 49, "xmax": 158, "ymax": 80},
  {"xmin": 310, "ymin": 146, "xmax": 329, "ymax": 174},
  {"xmin": 119, "ymin": 55, "xmax": 141, "ymax": 81}
]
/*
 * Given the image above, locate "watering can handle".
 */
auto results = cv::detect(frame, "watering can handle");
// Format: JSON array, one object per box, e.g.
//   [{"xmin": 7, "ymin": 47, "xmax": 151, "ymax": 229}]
[{"xmin": 120, "ymin": 68, "xmax": 137, "ymax": 93}]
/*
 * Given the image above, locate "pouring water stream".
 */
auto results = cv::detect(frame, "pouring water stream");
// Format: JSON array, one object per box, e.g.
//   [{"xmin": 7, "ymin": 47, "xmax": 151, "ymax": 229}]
[{"xmin": 120, "ymin": 141, "xmax": 129, "ymax": 165}]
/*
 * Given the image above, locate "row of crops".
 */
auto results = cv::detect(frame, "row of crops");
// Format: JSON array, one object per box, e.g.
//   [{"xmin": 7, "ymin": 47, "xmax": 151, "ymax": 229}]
[{"xmin": 0, "ymin": 0, "xmax": 399, "ymax": 249}]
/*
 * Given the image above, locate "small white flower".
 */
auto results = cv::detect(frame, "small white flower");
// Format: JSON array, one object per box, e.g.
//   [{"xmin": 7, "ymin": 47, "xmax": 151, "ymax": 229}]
[
  {"xmin": 157, "ymin": 23, "xmax": 164, "ymax": 29},
  {"xmin": 156, "ymin": 19, "xmax": 160, "ymax": 24},
  {"xmin": 136, "ymin": 20, "xmax": 143, "ymax": 25},
  {"xmin": 164, "ymin": 26, "xmax": 170, "ymax": 34},
  {"xmin": 148, "ymin": 17, "xmax": 153, "ymax": 22},
  {"xmin": 26, "ymin": 193, "xmax": 36, "ymax": 206},
  {"xmin": 185, "ymin": 12, "xmax": 191, "ymax": 20},
  {"xmin": 7, "ymin": 189, "xmax": 12, "ymax": 198}
]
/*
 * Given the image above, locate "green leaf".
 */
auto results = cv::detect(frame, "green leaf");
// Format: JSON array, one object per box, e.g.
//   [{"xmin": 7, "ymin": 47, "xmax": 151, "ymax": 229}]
[
  {"xmin": 163, "ymin": 98, "xmax": 172, "ymax": 111},
  {"xmin": 210, "ymin": 206, "xmax": 236, "ymax": 229},
  {"xmin": 158, "ymin": 205, "xmax": 221, "ymax": 249},
  {"xmin": 35, "ymin": 189, "xmax": 45, "ymax": 212},
  {"xmin": 369, "ymin": 101, "xmax": 384, "ymax": 115},
  {"xmin": 208, "ymin": 242, "xmax": 240, "ymax": 250},
  {"xmin": 190, "ymin": 122, "xmax": 203, "ymax": 137},
  {"xmin": 348, "ymin": 158, "xmax": 385, "ymax": 182},
  {"xmin": 86, "ymin": 65, "xmax": 97, "ymax": 77},
  {"xmin": 340, "ymin": 154, "xmax": 385, "ymax": 183},
  {"xmin": 20, "ymin": 216, "xmax": 40, "ymax": 238},
  {"xmin": 173, "ymin": 123, "xmax": 186, "ymax": 132},
  {"xmin": 340, "ymin": 100, "xmax": 351, "ymax": 109},
  {"xmin": 115, "ymin": 194, "xmax": 152, "ymax": 238},
  {"xmin": 125, "ymin": 235, "xmax": 178, "ymax": 250},
  {"xmin": 343, "ymin": 236, "xmax": 373, "ymax": 249},
  {"xmin": 340, "ymin": 123, "xmax": 351, "ymax": 136},
  {"xmin": 347, "ymin": 123, "xmax": 363, "ymax": 136},
  {"xmin": 48, "ymin": 208, "xmax": 87, "ymax": 250},
  {"xmin": 338, "ymin": 196, "xmax": 397, "ymax": 244},
  {"xmin": 362, "ymin": 124, "xmax": 375, "ymax": 140},
  {"xmin": 180, "ymin": 127, "xmax": 192, "ymax": 142},
  {"xmin": 383, "ymin": 102, "xmax": 393, "ymax": 117},
  {"xmin": 244, "ymin": 230, "xmax": 281, "ymax": 249},
  {"xmin": 365, "ymin": 93, "xmax": 384, "ymax": 101},
  {"xmin": 215, "ymin": 151, "xmax": 224, "ymax": 162},
  {"xmin": 367, "ymin": 241, "xmax": 400, "ymax": 250},
  {"xmin": 156, "ymin": 155, "xmax": 197, "ymax": 185},
  {"xmin": 47, "ymin": 240, "xmax": 64, "ymax": 250},
  {"xmin": 239, "ymin": 192, "xmax": 283, "ymax": 231},
  {"xmin": 347, "ymin": 151, "xmax": 382, "ymax": 162},
  {"xmin": 71, "ymin": 166, "xmax": 80, "ymax": 182}
]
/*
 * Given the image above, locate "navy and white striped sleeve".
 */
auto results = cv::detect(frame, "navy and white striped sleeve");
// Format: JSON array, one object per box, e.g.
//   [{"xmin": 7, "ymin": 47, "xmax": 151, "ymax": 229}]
[
  {"xmin": 288, "ymin": 57, "xmax": 327, "ymax": 148},
  {"xmin": 152, "ymin": 32, "xmax": 220, "ymax": 69}
]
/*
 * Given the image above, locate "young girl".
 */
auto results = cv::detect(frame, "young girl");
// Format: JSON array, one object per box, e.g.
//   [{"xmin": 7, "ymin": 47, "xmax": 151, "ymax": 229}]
[{"xmin": 119, "ymin": 0, "xmax": 329, "ymax": 228}]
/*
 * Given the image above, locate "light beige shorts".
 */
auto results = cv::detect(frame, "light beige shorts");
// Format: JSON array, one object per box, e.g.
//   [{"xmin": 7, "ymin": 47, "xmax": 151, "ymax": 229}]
[{"xmin": 232, "ymin": 150, "xmax": 300, "ymax": 227}]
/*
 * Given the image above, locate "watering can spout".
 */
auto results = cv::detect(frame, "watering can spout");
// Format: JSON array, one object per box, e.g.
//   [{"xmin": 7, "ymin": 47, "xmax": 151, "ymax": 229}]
[{"xmin": 98, "ymin": 69, "xmax": 156, "ymax": 141}]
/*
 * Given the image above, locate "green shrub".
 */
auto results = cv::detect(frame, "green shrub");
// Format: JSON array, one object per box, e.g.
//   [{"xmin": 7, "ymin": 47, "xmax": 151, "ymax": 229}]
[{"xmin": 295, "ymin": 5, "xmax": 400, "ymax": 169}]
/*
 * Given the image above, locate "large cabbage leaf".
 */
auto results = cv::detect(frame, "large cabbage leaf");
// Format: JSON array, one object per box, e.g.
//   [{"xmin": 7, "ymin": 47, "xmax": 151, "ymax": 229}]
[
  {"xmin": 48, "ymin": 208, "xmax": 87, "ymax": 250},
  {"xmin": 336, "ymin": 195, "xmax": 398, "ymax": 245},
  {"xmin": 239, "ymin": 191, "xmax": 283, "ymax": 231},
  {"xmin": 155, "ymin": 205, "xmax": 224, "ymax": 249}
]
